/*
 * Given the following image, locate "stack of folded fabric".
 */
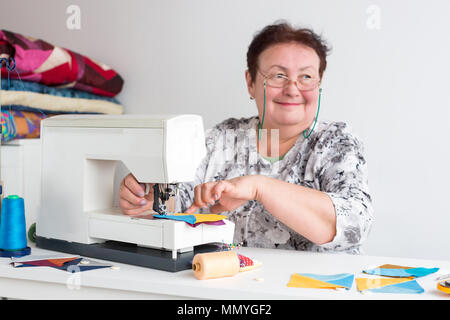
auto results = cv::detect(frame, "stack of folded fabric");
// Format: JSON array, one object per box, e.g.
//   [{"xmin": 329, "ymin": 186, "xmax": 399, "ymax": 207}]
[{"xmin": 0, "ymin": 29, "xmax": 124, "ymax": 142}]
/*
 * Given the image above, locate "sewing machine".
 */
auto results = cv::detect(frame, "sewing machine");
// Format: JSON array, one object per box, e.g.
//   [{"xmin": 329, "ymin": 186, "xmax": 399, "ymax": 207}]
[{"xmin": 35, "ymin": 114, "xmax": 235, "ymax": 271}]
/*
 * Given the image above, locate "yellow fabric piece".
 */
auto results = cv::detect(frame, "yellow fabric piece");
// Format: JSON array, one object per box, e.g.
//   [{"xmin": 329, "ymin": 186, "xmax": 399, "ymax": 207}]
[
  {"xmin": 287, "ymin": 273, "xmax": 346, "ymax": 289},
  {"xmin": 239, "ymin": 260, "xmax": 262, "ymax": 272},
  {"xmin": 376, "ymin": 264, "xmax": 413, "ymax": 270},
  {"xmin": 355, "ymin": 277, "xmax": 412, "ymax": 291},
  {"xmin": 173, "ymin": 213, "xmax": 227, "ymax": 223}
]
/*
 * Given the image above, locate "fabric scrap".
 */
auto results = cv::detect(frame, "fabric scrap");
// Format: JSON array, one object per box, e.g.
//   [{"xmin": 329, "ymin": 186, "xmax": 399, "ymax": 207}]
[
  {"xmin": 363, "ymin": 265, "xmax": 439, "ymax": 278},
  {"xmin": 186, "ymin": 220, "xmax": 226, "ymax": 228},
  {"xmin": 287, "ymin": 273, "xmax": 354, "ymax": 290},
  {"xmin": 356, "ymin": 277, "xmax": 424, "ymax": 294},
  {"xmin": 153, "ymin": 213, "xmax": 227, "ymax": 226},
  {"xmin": 238, "ymin": 254, "xmax": 262, "ymax": 272},
  {"xmin": 55, "ymin": 258, "xmax": 112, "ymax": 272}
]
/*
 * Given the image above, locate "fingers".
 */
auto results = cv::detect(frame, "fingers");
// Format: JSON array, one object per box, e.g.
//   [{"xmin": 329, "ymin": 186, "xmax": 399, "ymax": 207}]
[
  {"xmin": 186, "ymin": 181, "xmax": 234, "ymax": 214},
  {"xmin": 124, "ymin": 173, "xmax": 146, "ymax": 197},
  {"xmin": 211, "ymin": 180, "xmax": 232, "ymax": 200},
  {"xmin": 195, "ymin": 182, "xmax": 216, "ymax": 207},
  {"xmin": 120, "ymin": 182, "xmax": 148, "ymax": 206},
  {"xmin": 119, "ymin": 195, "xmax": 153, "ymax": 216},
  {"xmin": 119, "ymin": 174, "xmax": 153, "ymax": 216},
  {"xmin": 185, "ymin": 182, "xmax": 215, "ymax": 213}
]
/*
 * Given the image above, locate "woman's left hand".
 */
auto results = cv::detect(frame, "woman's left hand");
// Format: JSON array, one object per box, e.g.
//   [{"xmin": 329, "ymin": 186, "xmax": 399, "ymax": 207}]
[{"xmin": 185, "ymin": 176, "xmax": 260, "ymax": 214}]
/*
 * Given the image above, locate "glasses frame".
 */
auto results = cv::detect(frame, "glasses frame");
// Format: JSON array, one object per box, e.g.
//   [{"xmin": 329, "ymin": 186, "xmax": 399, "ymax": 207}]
[{"xmin": 258, "ymin": 69, "xmax": 321, "ymax": 92}]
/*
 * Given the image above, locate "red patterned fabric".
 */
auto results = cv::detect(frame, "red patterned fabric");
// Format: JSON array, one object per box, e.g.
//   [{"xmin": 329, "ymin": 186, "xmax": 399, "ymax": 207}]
[
  {"xmin": 237, "ymin": 254, "xmax": 254, "ymax": 268},
  {"xmin": 0, "ymin": 30, "xmax": 123, "ymax": 97}
]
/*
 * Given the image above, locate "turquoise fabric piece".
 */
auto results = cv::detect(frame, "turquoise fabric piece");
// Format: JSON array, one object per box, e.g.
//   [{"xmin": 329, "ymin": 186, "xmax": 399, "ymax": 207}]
[
  {"xmin": 364, "ymin": 268, "xmax": 411, "ymax": 277},
  {"xmin": 299, "ymin": 273, "xmax": 354, "ymax": 289},
  {"xmin": 2, "ymin": 79, "xmax": 120, "ymax": 104},
  {"xmin": 153, "ymin": 214, "xmax": 196, "ymax": 224},
  {"xmin": 405, "ymin": 267, "xmax": 440, "ymax": 278},
  {"xmin": 363, "ymin": 267, "xmax": 439, "ymax": 278},
  {"xmin": 368, "ymin": 280, "xmax": 424, "ymax": 294}
]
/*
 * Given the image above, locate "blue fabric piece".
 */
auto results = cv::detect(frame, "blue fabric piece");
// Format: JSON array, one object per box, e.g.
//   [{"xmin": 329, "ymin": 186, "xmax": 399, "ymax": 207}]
[
  {"xmin": 368, "ymin": 280, "xmax": 424, "ymax": 294},
  {"xmin": 1, "ymin": 105, "xmax": 101, "ymax": 115},
  {"xmin": 153, "ymin": 214, "xmax": 197, "ymax": 224},
  {"xmin": 364, "ymin": 268, "xmax": 411, "ymax": 277},
  {"xmin": 16, "ymin": 258, "xmax": 111, "ymax": 272},
  {"xmin": 299, "ymin": 273, "xmax": 354, "ymax": 289},
  {"xmin": 55, "ymin": 258, "xmax": 111, "ymax": 272},
  {"xmin": 363, "ymin": 267, "xmax": 439, "ymax": 278},
  {"xmin": 2, "ymin": 79, "xmax": 120, "ymax": 104},
  {"xmin": 405, "ymin": 267, "xmax": 440, "ymax": 278}
]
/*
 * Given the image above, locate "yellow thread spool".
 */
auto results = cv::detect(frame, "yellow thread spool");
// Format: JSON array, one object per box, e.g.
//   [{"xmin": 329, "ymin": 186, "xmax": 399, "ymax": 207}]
[
  {"xmin": 192, "ymin": 251, "xmax": 240, "ymax": 280},
  {"xmin": 437, "ymin": 281, "xmax": 450, "ymax": 294}
]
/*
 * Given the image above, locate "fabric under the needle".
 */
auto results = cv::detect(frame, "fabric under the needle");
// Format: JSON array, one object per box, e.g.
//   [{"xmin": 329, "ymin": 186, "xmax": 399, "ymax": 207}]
[{"xmin": 153, "ymin": 213, "xmax": 227, "ymax": 226}]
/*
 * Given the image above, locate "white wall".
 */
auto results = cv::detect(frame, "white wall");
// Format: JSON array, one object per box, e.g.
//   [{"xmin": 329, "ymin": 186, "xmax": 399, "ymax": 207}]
[{"xmin": 2, "ymin": 0, "xmax": 449, "ymax": 261}]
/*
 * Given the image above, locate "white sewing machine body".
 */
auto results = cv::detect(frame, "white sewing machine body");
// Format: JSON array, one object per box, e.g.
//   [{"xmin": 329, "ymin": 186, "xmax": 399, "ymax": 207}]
[{"xmin": 36, "ymin": 114, "xmax": 235, "ymax": 270}]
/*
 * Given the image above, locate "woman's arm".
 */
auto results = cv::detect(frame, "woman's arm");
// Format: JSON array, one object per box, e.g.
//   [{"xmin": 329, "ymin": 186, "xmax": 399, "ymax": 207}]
[
  {"xmin": 255, "ymin": 175, "xmax": 336, "ymax": 245},
  {"xmin": 185, "ymin": 175, "xmax": 336, "ymax": 245}
]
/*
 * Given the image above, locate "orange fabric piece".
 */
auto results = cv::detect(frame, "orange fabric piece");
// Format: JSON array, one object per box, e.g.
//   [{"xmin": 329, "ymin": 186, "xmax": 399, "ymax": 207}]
[
  {"xmin": 376, "ymin": 264, "xmax": 414, "ymax": 270},
  {"xmin": 47, "ymin": 257, "xmax": 79, "ymax": 267},
  {"xmin": 355, "ymin": 277, "xmax": 412, "ymax": 291}
]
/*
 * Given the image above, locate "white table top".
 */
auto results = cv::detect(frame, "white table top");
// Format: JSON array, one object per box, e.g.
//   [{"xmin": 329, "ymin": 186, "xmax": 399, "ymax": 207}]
[{"xmin": 1, "ymin": 245, "xmax": 449, "ymax": 300}]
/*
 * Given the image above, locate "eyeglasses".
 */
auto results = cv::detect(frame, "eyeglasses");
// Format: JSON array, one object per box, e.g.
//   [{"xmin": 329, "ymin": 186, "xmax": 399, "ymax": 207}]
[{"xmin": 258, "ymin": 69, "xmax": 320, "ymax": 91}]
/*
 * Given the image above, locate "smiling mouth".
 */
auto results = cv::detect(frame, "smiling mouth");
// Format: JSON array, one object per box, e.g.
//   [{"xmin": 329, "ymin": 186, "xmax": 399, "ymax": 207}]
[{"xmin": 275, "ymin": 102, "xmax": 305, "ymax": 106}]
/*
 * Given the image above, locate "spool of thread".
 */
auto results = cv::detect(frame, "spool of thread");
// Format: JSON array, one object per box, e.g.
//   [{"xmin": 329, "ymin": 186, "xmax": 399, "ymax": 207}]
[
  {"xmin": 0, "ymin": 195, "xmax": 31, "ymax": 257},
  {"xmin": 192, "ymin": 251, "xmax": 240, "ymax": 280},
  {"xmin": 0, "ymin": 180, "xmax": 3, "ymax": 213},
  {"xmin": 437, "ymin": 280, "xmax": 450, "ymax": 294}
]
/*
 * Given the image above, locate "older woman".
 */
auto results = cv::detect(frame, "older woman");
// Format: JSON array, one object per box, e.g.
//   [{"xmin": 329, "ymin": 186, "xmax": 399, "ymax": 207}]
[{"xmin": 119, "ymin": 22, "xmax": 374, "ymax": 254}]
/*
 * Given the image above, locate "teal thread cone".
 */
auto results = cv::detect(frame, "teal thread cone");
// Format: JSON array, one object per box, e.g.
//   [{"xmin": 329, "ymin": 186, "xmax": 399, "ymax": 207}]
[{"xmin": 0, "ymin": 195, "xmax": 27, "ymax": 251}]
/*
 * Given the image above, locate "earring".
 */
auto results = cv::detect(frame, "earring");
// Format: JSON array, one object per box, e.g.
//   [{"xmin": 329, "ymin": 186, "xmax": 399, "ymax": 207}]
[{"xmin": 249, "ymin": 96, "xmax": 254, "ymax": 100}]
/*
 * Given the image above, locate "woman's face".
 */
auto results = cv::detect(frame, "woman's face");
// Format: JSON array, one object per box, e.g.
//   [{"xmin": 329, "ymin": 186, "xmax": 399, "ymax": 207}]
[{"xmin": 246, "ymin": 42, "xmax": 321, "ymax": 132}]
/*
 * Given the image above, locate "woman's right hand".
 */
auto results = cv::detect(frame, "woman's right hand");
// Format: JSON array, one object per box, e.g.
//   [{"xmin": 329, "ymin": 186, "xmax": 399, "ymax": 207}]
[{"xmin": 119, "ymin": 173, "xmax": 155, "ymax": 215}]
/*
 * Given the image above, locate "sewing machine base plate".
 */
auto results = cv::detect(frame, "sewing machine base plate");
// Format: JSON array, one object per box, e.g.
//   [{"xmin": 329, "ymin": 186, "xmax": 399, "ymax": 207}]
[{"xmin": 35, "ymin": 236, "xmax": 221, "ymax": 272}]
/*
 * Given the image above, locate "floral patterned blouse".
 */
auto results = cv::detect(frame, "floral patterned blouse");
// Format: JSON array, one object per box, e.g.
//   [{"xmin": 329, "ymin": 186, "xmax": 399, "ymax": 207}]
[{"xmin": 175, "ymin": 116, "xmax": 374, "ymax": 254}]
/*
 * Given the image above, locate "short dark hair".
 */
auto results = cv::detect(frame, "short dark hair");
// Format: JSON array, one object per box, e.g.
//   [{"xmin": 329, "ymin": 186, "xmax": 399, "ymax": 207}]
[{"xmin": 246, "ymin": 21, "xmax": 331, "ymax": 82}]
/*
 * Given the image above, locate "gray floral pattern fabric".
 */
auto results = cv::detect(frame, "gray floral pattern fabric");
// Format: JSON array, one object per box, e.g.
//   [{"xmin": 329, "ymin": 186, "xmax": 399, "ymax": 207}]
[{"xmin": 175, "ymin": 116, "xmax": 374, "ymax": 254}]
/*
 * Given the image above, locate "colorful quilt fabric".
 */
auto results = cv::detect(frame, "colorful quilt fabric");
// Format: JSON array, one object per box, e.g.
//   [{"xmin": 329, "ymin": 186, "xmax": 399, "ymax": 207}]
[
  {"xmin": 153, "ymin": 213, "xmax": 227, "ymax": 226},
  {"xmin": 1, "ymin": 109, "xmax": 52, "ymax": 142},
  {"xmin": 0, "ymin": 29, "xmax": 123, "ymax": 97}
]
